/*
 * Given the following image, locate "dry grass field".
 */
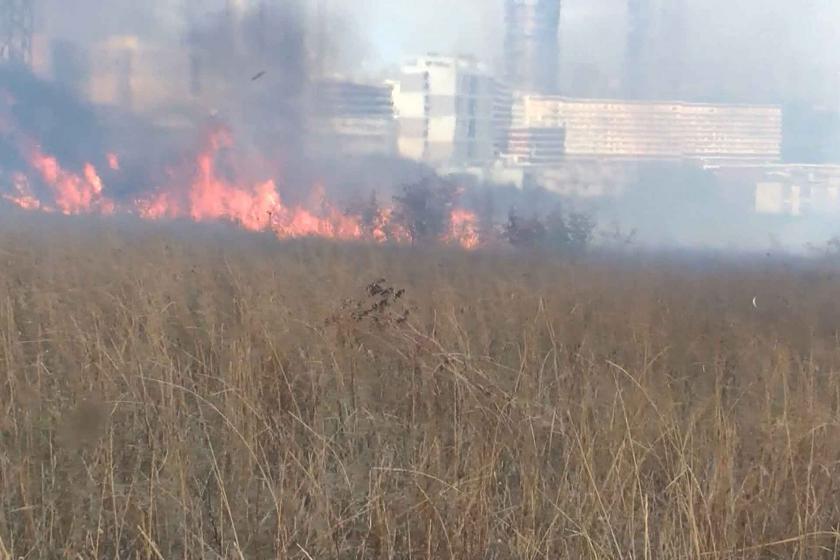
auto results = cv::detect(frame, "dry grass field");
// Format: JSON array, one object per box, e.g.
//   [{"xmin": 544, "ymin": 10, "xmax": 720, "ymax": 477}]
[{"xmin": 2, "ymin": 214, "xmax": 840, "ymax": 558}]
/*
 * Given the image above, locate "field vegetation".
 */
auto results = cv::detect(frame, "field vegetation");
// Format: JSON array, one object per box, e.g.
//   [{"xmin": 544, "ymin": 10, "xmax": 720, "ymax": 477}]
[{"xmin": 2, "ymin": 214, "xmax": 840, "ymax": 558}]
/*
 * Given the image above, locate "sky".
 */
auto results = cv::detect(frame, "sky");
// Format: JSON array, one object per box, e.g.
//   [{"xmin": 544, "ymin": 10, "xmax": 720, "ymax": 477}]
[
  {"xmin": 346, "ymin": 0, "xmax": 621, "ymax": 73},
  {"xmin": 37, "ymin": 0, "xmax": 840, "ymax": 105},
  {"xmin": 349, "ymin": 0, "xmax": 502, "ymax": 70},
  {"xmin": 332, "ymin": 0, "xmax": 840, "ymax": 104}
]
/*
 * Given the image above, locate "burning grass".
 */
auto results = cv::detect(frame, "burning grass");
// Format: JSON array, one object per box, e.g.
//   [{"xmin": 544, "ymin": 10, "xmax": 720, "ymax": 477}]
[
  {"xmin": 2, "ymin": 216, "xmax": 840, "ymax": 558},
  {"xmin": 0, "ymin": 119, "xmax": 480, "ymax": 250}
]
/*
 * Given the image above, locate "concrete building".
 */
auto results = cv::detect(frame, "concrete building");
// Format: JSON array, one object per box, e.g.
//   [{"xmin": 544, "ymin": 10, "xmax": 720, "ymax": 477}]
[
  {"xmin": 88, "ymin": 36, "xmax": 137, "ymax": 109},
  {"xmin": 311, "ymin": 78, "xmax": 397, "ymax": 157},
  {"xmin": 395, "ymin": 55, "xmax": 499, "ymax": 166},
  {"xmin": 510, "ymin": 95, "xmax": 782, "ymax": 164},
  {"xmin": 85, "ymin": 36, "xmax": 192, "ymax": 113},
  {"xmin": 49, "ymin": 38, "xmax": 90, "ymax": 97},
  {"xmin": 492, "ymin": 82, "xmax": 515, "ymax": 157},
  {"xmin": 504, "ymin": 127, "xmax": 566, "ymax": 166},
  {"xmin": 39, "ymin": 35, "xmax": 194, "ymax": 115},
  {"xmin": 624, "ymin": 0, "xmax": 688, "ymax": 99},
  {"xmin": 504, "ymin": 0, "xmax": 561, "ymax": 93},
  {"xmin": 708, "ymin": 164, "xmax": 840, "ymax": 217},
  {"xmin": 624, "ymin": 0, "xmax": 649, "ymax": 97},
  {"xmin": 0, "ymin": 0, "xmax": 34, "ymax": 66}
]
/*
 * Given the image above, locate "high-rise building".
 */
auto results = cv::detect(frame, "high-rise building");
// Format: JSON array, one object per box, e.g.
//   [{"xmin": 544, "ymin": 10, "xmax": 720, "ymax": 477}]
[
  {"xmin": 85, "ymin": 35, "xmax": 194, "ymax": 114},
  {"xmin": 395, "ymin": 55, "xmax": 499, "ymax": 166},
  {"xmin": 504, "ymin": 0, "xmax": 561, "ymax": 93},
  {"xmin": 50, "ymin": 38, "xmax": 89, "ymax": 96},
  {"xmin": 0, "ymin": 0, "xmax": 34, "ymax": 66},
  {"xmin": 88, "ymin": 36, "xmax": 137, "ymax": 110},
  {"xmin": 624, "ymin": 0, "xmax": 649, "ymax": 97},
  {"xmin": 657, "ymin": 0, "xmax": 685, "ymax": 98},
  {"xmin": 624, "ymin": 0, "xmax": 686, "ymax": 99}
]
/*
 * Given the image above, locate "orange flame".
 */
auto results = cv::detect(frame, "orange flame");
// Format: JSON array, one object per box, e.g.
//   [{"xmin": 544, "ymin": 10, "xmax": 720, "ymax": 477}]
[
  {"xmin": 369, "ymin": 207, "xmax": 411, "ymax": 244},
  {"xmin": 447, "ymin": 208, "xmax": 480, "ymax": 250},
  {"xmin": 27, "ymin": 148, "xmax": 115, "ymax": 215},
  {"xmin": 3, "ymin": 127, "xmax": 481, "ymax": 249}
]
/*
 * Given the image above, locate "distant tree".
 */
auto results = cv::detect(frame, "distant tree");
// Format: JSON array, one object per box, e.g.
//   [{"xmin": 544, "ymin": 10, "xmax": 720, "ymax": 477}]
[
  {"xmin": 601, "ymin": 219, "xmax": 637, "ymax": 248},
  {"xmin": 504, "ymin": 204, "xmax": 597, "ymax": 254},
  {"xmin": 360, "ymin": 190, "xmax": 381, "ymax": 232},
  {"xmin": 544, "ymin": 206, "xmax": 571, "ymax": 249},
  {"xmin": 393, "ymin": 176, "xmax": 458, "ymax": 245},
  {"xmin": 567, "ymin": 211, "xmax": 596, "ymax": 253},
  {"xmin": 503, "ymin": 209, "xmax": 546, "ymax": 249},
  {"xmin": 476, "ymin": 188, "xmax": 498, "ymax": 245}
]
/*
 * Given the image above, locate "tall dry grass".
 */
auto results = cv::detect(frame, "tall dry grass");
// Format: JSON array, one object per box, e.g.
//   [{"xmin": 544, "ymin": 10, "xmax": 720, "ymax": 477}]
[{"xmin": 2, "ymin": 215, "xmax": 840, "ymax": 558}]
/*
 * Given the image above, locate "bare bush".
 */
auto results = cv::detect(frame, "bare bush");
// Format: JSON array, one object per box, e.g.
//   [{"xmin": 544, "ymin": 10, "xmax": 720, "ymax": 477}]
[
  {"xmin": 503, "ymin": 208, "xmax": 546, "ymax": 249},
  {"xmin": 392, "ymin": 176, "xmax": 458, "ymax": 245}
]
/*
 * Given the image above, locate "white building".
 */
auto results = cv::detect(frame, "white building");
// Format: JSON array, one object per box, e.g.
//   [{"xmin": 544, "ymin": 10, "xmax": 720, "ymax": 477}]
[
  {"xmin": 395, "ymin": 55, "xmax": 499, "ymax": 167},
  {"xmin": 709, "ymin": 164, "xmax": 840, "ymax": 217},
  {"xmin": 508, "ymin": 95, "xmax": 783, "ymax": 165}
]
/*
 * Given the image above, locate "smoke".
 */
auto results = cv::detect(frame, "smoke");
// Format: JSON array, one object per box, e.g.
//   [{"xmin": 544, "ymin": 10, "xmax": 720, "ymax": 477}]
[
  {"xmin": 564, "ymin": 0, "xmax": 840, "ymax": 104},
  {"xmin": 352, "ymin": 0, "xmax": 502, "ymax": 72},
  {"xmin": 0, "ymin": 0, "xmax": 493, "ymax": 249},
  {"xmin": 654, "ymin": 0, "xmax": 837, "ymax": 104},
  {"xmin": 0, "ymin": 66, "xmax": 105, "ymax": 170},
  {"xmin": 29, "ymin": 1, "xmax": 389, "ymax": 198},
  {"xmin": 40, "ymin": 0, "xmax": 182, "ymax": 43},
  {"xmin": 37, "ymin": 0, "xmax": 314, "ymax": 155},
  {"xmin": 4, "ymin": 0, "xmax": 837, "ymax": 253},
  {"xmin": 580, "ymin": 163, "xmax": 840, "ymax": 252},
  {"xmin": 381, "ymin": 0, "xmax": 839, "ymax": 105},
  {"xmin": 186, "ymin": 2, "xmax": 309, "ymax": 159}
]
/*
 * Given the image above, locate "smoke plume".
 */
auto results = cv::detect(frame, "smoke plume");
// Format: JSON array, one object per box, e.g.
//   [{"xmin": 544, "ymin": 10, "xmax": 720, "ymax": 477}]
[{"xmin": 187, "ymin": 2, "xmax": 309, "ymax": 157}]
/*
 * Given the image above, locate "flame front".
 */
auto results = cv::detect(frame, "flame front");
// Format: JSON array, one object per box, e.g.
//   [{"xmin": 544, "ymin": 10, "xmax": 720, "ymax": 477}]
[
  {"xmin": 3, "ymin": 126, "xmax": 481, "ymax": 250},
  {"xmin": 2, "ymin": 173, "xmax": 41, "ymax": 211},
  {"xmin": 27, "ymin": 148, "xmax": 115, "ymax": 215}
]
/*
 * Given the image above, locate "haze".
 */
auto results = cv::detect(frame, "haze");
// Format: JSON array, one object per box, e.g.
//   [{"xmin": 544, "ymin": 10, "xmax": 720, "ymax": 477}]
[
  {"xmin": 0, "ymin": 0, "xmax": 833, "ymax": 252},
  {"xmin": 38, "ymin": 0, "xmax": 840, "ymax": 103}
]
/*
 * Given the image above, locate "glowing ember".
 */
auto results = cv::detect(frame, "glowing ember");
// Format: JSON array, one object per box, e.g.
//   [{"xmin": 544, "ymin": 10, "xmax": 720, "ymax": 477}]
[
  {"xmin": 369, "ymin": 207, "xmax": 411, "ymax": 244},
  {"xmin": 448, "ymin": 209, "xmax": 480, "ymax": 250},
  {"xmin": 2, "ymin": 172, "xmax": 41, "ymax": 211},
  {"xmin": 107, "ymin": 153, "xmax": 120, "ymax": 171},
  {"xmin": 272, "ymin": 206, "xmax": 361, "ymax": 239}
]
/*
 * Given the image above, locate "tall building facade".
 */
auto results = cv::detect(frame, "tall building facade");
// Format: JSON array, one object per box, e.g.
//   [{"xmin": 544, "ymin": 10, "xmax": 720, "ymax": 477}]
[
  {"xmin": 311, "ymin": 78, "xmax": 397, "ymax": 157},
  {"xmin": 504, "ymin": 0, "xmax": 561, "ymax": 93},
  {"xmin": 504, "ymin": 126, "xmax": 566, "ymax": 166},
  {"xmin": 624, "ymin": 0, "xmax": 649, "ymax": 98},
  {"xmin": 52, "ymin": 35, "xmax": 191, "ymax": 116},
  {"xmin": 624, "ymin": 0, "xmax": 687, "ymax": 99},
  {"xmin": 509, "ymin": 95, "xmax": 782, "ymax": 164},
  {"xmin": 0, "ymin": 0, "xmax": 34, "ymax": 66},
  {"xmin": 395, "ymin": 55, "xmax": 499, "ymax": 166}
]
